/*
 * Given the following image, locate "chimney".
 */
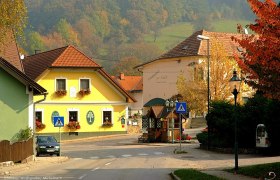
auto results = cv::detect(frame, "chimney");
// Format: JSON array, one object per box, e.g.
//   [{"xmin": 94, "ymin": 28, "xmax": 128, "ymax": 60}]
[
  {"xmin": 35, "ymin": 49, "xmax": 41, "ymax": 54},
  {"xmin": 120, "ymin": 73, "xmax": 125, "ymax": 80}
]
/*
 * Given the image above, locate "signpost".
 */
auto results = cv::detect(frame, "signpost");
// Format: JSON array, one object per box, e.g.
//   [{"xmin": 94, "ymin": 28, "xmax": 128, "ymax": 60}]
[
  {"xmin": 176, "ymin": 102, "xmax": 187, "ymax": 151},
  {"xmin": 53, "ymin": 116, "xmax": 64, "ymax": 156}
]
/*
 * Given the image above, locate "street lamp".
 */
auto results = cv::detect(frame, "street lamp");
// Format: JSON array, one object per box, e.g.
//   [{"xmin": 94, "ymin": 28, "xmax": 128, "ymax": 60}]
[
  {"xmin": 229, "ymin": 69, "xmax": 241, "ymax": 172},
  {"xmin": 166, "ymin": 99, "xmax": 178, "ymax": 143},
  {"xmin": 197, "ymin": 34, "xmax": 210, "ymax": 149}
]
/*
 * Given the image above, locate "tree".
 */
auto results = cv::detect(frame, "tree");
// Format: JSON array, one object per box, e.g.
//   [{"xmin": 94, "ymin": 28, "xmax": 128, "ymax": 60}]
[
  {"xmin": 232, "ymin": 0, "xmax": 280, "ymax": 100},
  {"xmin": 176, "ymin": 38, "xmax": 238, "ymax": 115},
  {"xmin": 111, "ymin": 56, "xmax": 142, "ymax": 76},
  {"xmin": 24, "ymin": 31, "xmax": 46, "ymax": 55},
  {"xmin": 0, "ymin": 0, "xmax": 27, "ymax": 45},
  {"xmin": 55, "ymin": 18, "xmax": 80, "ymax": 46}
]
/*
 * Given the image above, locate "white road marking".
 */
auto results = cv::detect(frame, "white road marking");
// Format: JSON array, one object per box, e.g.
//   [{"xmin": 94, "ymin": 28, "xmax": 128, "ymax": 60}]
[
  {"xmin": 121, "ymin": 154, "xmax": 132, "ymax": 158},
  {"xmin": 73, "ymin": 158, "xmax": 83, "ymax": 160},
  {"xmin": 138, "ymin": 153, "xmax": 149, "ymax": 156},
  {"xmin": 106, "ymin": 155, "xmax": 116, "ymax": 158},
  {"xmin": 90, "ymin": 156, "xmax": 99, "ymax": 159},
  {"xmin": 78, "ymin": 174, "xmax": 87, "ymax": 179},
  {"xmin": 154, "ymin": 152, "xmax": 164, "ymax": 155},
  {"xmin": 105, "ymin": 162, "xmax": 111, "ymax": 166},
  {"xmin": 91, "ymin": 167, "xmax": 100, "ymax": 171}
]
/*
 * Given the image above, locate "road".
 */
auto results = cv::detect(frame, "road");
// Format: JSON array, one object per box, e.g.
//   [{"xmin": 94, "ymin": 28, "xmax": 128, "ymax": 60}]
[
  {"xmin": 8, "ymin": 134, "xmax": 177, "ymax": 180},
  {"xmin": 4, "ymin": 134, "xmax": 280, "ymax": 180}
]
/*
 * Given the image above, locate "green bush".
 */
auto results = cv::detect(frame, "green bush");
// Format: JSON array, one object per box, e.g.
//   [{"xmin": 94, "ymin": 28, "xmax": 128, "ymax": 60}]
[
  {"xmin": 16, "ymin": 127, "xmax": 33, "ymax": 141},
  {"xmin": 205, "ymin": 93, "xmax": 280, "ymax": 152}
]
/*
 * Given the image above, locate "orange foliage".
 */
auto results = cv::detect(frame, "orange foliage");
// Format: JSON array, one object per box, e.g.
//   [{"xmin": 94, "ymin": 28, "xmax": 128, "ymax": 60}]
[{"xmin": 232, "ymin": 0, "xmax": 280, "ymax": 100}]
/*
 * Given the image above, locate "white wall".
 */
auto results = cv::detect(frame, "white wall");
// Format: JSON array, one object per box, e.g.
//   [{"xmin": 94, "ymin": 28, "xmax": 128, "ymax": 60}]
[{"xmin": 142, "ymin": 57, "xmax": 200, "ymax": 104}]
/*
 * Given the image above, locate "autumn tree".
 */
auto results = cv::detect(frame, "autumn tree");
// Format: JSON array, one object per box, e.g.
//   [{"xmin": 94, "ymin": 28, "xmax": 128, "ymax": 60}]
[
  {"xmin": 177, "ymin": 38, "xmax": 238, "ymax": 115},
  {"xmin": 111, "ymin": 56, "xmax": 142, "ymax": 76},
  {"xmin": 232, "ymin": 0, "xmax": 280, "ymax": 100},
  {"xmin": 0, "ymin": 0, "xmax": 27, "ymax": 45},
  {"xmin": 55, "ymin": 18, "xmax": 80, "ymax": 46}
]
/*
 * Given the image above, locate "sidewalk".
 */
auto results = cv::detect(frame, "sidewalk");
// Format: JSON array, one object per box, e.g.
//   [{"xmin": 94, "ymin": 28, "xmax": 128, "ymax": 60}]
[
  {"xmin": 201, "ymin": 170, "xmax": 258, "ymax": 180},
  {"xmin": 171, "ymin": 170, "xmax": 258, "ymax": 180},
  {"xmin": 0, "ymin": 156, "xmax": 69, "ymax": 176}
]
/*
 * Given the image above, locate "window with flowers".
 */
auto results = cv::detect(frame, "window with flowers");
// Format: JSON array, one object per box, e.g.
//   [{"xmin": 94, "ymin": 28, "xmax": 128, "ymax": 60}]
[
  {"xmin": 55, "ymin": 78, "xmax": 67, "ymax": 96},
  {"xmin": 102, "ymin": 111, "xmax": 113, "ymax": 127},
  {"xmin": 79, "ymin": 79, "xmax": 91, "ymax": 96},
  {"xmin": 67, "ymin": 111, "xmax": 80, "ymax": 129},
  {"xmin": 35, "ymin": 111, "xmax": 46, "ymax": 130}
]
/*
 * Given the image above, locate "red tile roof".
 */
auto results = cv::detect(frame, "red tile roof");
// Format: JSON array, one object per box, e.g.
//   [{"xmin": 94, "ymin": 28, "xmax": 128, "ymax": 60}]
[
  {"xmin": 23, "ymin": 45, "xmax": 136, "ymax": 102},
  {"xmin": 135, "ymin": 29, "xmax": 242, "ymax": 68},
  {"xmin": 23, "ymin": 45, "xmax": 101, "ymax": 80},
  {"xmin": 0, "ymin": 33, "xmax": 23, "ymax": 72},
  {"xmin": 112, "ymin": 73, "xmax": 143, "ymax": 92}
]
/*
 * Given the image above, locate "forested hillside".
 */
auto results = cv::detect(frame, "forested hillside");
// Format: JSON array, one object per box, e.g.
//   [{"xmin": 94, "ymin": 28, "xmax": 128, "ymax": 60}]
[{"xmin": 22, "ymin": 0, "xmax": 257, "ymax": 74}]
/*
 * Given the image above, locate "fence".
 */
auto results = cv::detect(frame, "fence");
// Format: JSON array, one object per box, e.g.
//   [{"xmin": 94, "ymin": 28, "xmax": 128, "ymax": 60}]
[{"xmin": 0, "ymin": 138, "xmax": 33, "ymax": 163}]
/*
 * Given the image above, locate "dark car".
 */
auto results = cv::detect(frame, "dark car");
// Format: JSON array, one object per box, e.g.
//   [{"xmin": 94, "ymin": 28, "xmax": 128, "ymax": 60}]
[{"xmin": 36, "ymin": 135, "xmax": 60, "ymax": 156}]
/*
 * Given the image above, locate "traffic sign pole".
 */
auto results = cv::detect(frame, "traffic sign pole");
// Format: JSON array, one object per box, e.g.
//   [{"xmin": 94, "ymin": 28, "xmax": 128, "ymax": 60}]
[
  {"xmin": 59, "ymin": 127, "xmax": 62, "ymax": 156},
  {"xmin": 179, "ymin": 113, "xmax": 182, "ymax": 151}
]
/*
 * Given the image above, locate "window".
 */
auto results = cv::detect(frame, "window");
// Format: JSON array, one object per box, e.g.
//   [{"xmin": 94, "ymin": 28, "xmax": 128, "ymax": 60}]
[
  {"xmin": 103, "ymin": 111, "xmax": 112, "ymax": 123},
  {"xmin": 56, "ymin": 79, "xmax": 66, "ymax": 91},
  {"xmin": 35, "ymin": 111, "xmax": 42, "ymax": 123},
  {"xmin": 69, "ymin": 111, "xmax": 78, "ymax": 122},
  {"xmin": 80, "ymin": 79, "xmax": 90, "ymax": 90}
]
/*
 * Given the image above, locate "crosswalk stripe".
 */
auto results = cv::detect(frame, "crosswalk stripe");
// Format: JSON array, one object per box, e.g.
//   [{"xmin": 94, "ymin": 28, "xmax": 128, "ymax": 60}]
[
  {"xmin": 154, "ymin": 152, "xmax": 164, "ymax": 155},
  {"xmin": 90, "ymin": 156, "xmax": 99, "ymax": 159},
  {"xmin": 138, "ymin": 153, "xmax": 149, "ymax": 156},
  {"xmin": 121, "ymin": 154, "xmax": 132, "ymax": 158},
  {"xmin": 106, "ymin": 155, "xmax": 116, "ymax": 158}
]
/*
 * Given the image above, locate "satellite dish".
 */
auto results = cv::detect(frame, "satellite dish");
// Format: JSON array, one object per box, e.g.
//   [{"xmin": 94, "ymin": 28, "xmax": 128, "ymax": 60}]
[
  {"xmin": 20, "ymin": 54, "xmax": 25, "ymax": 60},
  {"xmin": 244, "ymin": 28, "xmax": 249, "ymax": 35}
]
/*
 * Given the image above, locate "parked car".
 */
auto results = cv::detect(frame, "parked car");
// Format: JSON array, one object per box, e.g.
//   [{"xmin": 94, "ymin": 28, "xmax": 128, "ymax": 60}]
[{"xmin": 36, "ymin": 135, "xmax": 60, "ymax": 156}]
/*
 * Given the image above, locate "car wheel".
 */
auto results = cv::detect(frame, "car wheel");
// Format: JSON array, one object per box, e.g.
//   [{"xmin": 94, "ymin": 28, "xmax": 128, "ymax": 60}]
[
  {"xmin": 57, "ymin": 153, "xmax": 60, "ymax": 156},
  {"xmin": 36, "ymin": 152, "xmax": 40, "ymax": 157}
]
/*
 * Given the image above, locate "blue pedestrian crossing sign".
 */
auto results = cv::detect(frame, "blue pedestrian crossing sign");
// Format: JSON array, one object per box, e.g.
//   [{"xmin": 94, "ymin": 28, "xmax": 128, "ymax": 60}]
[
  {"xmin": 53, "ymin": 116, "xmax": 64, "ymax": 127},
  {"xmin": 176, "ymin": 102, "xmax": 187, "ymax": 113}
]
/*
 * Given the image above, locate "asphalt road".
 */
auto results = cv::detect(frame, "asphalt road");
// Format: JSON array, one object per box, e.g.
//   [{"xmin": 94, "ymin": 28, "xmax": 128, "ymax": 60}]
[{"xmin": 3, "ymin": 134, "xmax": 280, "ymax": 180}]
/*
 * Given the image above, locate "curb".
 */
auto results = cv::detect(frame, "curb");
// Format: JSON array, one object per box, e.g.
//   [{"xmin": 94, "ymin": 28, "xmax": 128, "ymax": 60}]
[{"xmin": 170, "ymin": 171, "xmax": 180, "ymax": 180}]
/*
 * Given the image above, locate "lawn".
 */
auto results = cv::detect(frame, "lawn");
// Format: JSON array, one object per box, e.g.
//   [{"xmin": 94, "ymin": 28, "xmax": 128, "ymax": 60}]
[
  {"xmin": 144, "ymin": 22, "xmax": 194, "ymax": 51},
  {"xmin": 212, "ymin": 19, "xmax": 253, "ymax": 33},
  {"xmin": 144, "ymin": 19, "xmax": 253, "ymax": 52},
  {"xmin": 174, "ymin": 169, "xmax": 225, "ymax": 180},
  {"xmin": 226, "ymin": 162, "xmax": 280, "ymax": 179}
]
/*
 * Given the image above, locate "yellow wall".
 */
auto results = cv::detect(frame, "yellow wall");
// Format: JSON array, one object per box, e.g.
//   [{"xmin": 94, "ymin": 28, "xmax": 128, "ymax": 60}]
[
  {"xmin": 35, "ymin": 69, "xmax": 128, "ymax": 133},
  {"xmin": 35, "ymin": 70, "xmax": 125, "ymax": 102}
]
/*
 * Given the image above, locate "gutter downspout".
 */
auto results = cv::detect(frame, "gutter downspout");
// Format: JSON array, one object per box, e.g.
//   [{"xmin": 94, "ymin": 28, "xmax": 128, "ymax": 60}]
[{"xmin": 33, "ymin": 92, "xmax": 48, "ymax": 160}]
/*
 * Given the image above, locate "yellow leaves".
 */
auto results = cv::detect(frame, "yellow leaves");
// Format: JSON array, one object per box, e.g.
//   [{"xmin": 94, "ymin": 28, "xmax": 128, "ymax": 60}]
[
  {"xmin": 0, "ymin": 0, "xmax": 27, "ymax": 44},
  {"xmin": 120, "ymin": 18, "xmax": 129, "ymax": 26}
]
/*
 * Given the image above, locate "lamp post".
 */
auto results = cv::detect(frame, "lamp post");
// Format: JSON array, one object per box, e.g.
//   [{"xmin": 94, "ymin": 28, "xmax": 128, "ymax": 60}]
[
  {"xmin": 166, "ymin": 99, "xmax": 178, "ymax": 143},
  {"xmin": 229, "ymin": 69, "xmax": 241, "ymax": 172},
  {"xmin": 197, "ymin": 34, "xmax": 210, "ymax": 149}
]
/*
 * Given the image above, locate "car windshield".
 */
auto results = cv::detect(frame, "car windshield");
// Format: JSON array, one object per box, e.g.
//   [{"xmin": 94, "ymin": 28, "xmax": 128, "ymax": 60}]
[{"xmin": 37, "ymin": 136, "xmax": 57, "ymax": 143}]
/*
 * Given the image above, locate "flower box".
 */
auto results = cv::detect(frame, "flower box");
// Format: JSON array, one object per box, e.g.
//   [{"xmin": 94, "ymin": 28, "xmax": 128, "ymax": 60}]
[
  {"xmin": 36, "ymin": 120, "xmax": 46, "ymax": 130},
  {"xmin": 55, "ymin": 90, "xmax": 67, "ymax": 96},
  {"xmin": 102, "ymin": 120, "xmax": 113, "ymax": 127},
  {"xmin": 67, "ymin": 121, "xmax": 80, "ymax": 130},
  {"xmin": 78, "ymin": 89, "xmax": 91, "ymax": 96}
]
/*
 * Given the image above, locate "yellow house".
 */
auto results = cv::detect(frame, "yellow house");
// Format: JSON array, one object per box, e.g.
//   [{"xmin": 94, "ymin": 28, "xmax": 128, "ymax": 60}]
[{"xmin": 23, "ymin": 45, "xmax": 135, "ymax": 139}]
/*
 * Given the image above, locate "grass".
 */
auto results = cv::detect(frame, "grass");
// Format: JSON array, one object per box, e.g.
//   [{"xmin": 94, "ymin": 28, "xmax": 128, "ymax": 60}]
[
  {"xmin": 226, "ymin": 162, "xmax": 280, "ymax": 179},
  {"xmin": 144, "ymin": 22, "xmax": 194, "ymax": 51},
  {"xmin": 212, "ymin": 19, "xmax": 253, "ymax": 33},
  {"xmin": 174, "ymin": 169, "xmax": 225, "ymax": 180},
  {"xmin": 144, "ymin": 19, "xmax": 254, "ymax": 52}
]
